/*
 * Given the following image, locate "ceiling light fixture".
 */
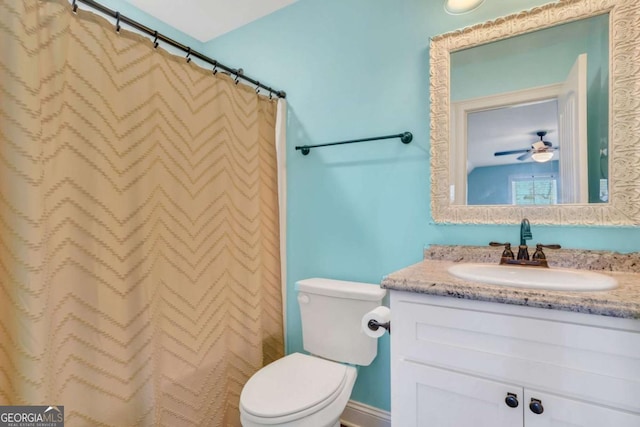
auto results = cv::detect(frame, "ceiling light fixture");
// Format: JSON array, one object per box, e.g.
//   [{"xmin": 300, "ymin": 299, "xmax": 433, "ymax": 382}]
[
  {"xmin": 444, "ymin": 0, "xmax": 485, "ymax": 15},
  {"xmin": 531, "ymin": 151, "xmax": 554, "ymax": 163}
]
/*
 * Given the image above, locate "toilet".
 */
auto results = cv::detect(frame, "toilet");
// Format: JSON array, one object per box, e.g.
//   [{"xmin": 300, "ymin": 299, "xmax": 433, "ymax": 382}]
[{"xmin": 239, "ymin": 278, "xmax": 387, "ymax": 427}]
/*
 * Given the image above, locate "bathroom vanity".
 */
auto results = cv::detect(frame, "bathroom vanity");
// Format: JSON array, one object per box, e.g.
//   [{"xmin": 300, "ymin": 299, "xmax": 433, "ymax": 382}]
[{"xmin": 381, "ymin": 246, "xmax": 640, "ymax": 427}]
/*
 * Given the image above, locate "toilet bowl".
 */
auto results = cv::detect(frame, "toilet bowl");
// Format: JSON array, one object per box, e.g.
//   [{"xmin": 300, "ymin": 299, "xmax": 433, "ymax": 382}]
[
  {"xmin": 240, "ymin": 353, "xmax": 357, "ymax": 427},
  {"xmin": 239, "ymin": 278, "xmax": 387, "ymax": 427}
]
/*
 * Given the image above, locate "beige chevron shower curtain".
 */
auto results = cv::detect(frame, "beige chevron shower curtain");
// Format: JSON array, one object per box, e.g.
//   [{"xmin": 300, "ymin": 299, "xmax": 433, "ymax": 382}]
[{"xmin": 0, "ymin": 1, "xmax": 284, "ymax": 425}]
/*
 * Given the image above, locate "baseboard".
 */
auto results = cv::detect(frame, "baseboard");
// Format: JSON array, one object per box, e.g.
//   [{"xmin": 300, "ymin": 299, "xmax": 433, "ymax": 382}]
[{"xmin": 340, "ymin": 400, "xmax": 391, "ymax": 427}]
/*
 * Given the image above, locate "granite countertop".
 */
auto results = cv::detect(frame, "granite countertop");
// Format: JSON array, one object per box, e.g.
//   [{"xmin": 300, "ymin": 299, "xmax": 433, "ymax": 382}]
[{"xmin": 381, "ymin": 246, "xmax": 640, "ymax": 319}]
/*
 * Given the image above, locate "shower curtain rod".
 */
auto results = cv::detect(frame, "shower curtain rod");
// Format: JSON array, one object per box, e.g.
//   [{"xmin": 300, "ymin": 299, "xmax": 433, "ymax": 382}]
[
  {"xmin": 295, "ymin": 132, "xmax": 413, "ymax": 155},
  {"xmin": 70, "ymin": 0, "xmax": 286, "ymax": 99}
]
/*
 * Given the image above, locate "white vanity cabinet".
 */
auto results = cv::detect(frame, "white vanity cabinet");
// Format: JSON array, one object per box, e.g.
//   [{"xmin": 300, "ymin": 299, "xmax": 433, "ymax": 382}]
[{"xmin": 390, "ymin": 291, "xmax": 640, "ymax": 427}]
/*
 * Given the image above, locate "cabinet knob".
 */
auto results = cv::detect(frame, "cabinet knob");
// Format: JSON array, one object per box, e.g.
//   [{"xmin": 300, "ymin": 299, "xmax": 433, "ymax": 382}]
[
  {"xmin": 529, "ymin": 398, "xmax": 544, "ymax": 414},
  {"xmin": 505, "ymin": 393, "xmax": 519, "ymax": 408}
]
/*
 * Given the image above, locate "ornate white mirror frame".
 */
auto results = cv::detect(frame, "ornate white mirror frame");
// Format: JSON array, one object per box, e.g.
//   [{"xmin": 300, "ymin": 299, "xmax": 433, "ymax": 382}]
[{"xmin": 430, "ymin": 0, "xmax": 640, "ymax": 225}]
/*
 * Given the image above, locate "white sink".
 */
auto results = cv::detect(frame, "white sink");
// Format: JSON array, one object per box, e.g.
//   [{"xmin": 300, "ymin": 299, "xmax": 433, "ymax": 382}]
[{"xmin": 447, "ymin": 263, "xmax": 618, "ymax": 291}]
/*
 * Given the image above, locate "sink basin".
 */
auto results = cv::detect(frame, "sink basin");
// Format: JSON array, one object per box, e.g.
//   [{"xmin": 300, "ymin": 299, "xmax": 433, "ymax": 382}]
[{"xmin": 447, "ymin": 263, "xmax": 618, "ymax": 291}]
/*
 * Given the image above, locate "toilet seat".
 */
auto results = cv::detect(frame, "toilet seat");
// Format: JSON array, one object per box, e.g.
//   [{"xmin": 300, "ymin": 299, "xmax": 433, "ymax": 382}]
[{"xmin": 240, "ymin": 353, "xmax": 352, "ymax": 424}]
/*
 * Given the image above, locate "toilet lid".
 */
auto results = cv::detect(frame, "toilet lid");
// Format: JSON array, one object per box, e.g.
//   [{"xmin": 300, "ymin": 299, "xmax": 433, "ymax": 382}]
[{"xmin": 240, "ymin": 353, "xmax": 348, "ymax": 419}]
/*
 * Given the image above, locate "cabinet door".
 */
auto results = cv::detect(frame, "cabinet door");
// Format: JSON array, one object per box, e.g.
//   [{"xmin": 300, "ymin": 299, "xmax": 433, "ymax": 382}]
[
  {"xmin": 524, "ymin": 389, "xmax": 640, "ymax": 427},
  {"xmin": 393, "ymin": 359, "xmax": 523, "ymax": 427}
]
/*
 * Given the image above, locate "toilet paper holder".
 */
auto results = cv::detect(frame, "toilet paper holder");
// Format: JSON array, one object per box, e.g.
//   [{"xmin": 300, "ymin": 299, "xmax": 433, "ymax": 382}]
[{"xmin": 367, "ymin": 319, "xmax": 391, "ymax": 335}]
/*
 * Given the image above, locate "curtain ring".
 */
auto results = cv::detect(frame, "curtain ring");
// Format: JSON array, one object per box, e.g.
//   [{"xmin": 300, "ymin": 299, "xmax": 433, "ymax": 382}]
[
  {"xmin": 255, "ymin": 82, "xmax": 260, "ymax": 94},
  {"xmin": 153, "ymin": 31, "xmax": 159, "ymax": 48},
  {"xmin": 212, "ymin": 61, "xmax": 218, "ymax": 75},
  {"xmin": 269, "ymin": 90, "xmax": 273, "ymax": 100},
  {"xmin": 234, "ymin": 74, "xmax": 240, "ymax": 85},
  {"xmin": 115, "ymin": 12, "xmax": 121, "ymax": 33},
  {"xmin": 72, "ymin": 0, "xmax": 78, "ymax": 13},
  {"xmin": 186, "ymin": 47, "xmax": 192, "ymax": 63}
]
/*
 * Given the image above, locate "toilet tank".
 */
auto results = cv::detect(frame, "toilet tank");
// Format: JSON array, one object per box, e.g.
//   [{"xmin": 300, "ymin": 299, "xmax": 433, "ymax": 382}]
[{"xmin": 296, "ymin": 278, "xmax": 387, "ymax": 366}]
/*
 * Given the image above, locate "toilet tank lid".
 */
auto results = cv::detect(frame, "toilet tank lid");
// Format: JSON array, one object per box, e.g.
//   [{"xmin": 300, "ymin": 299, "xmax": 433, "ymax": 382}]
[{"xmin": 296, "ymin": 278, "xmax": 386, "ymax": 301}]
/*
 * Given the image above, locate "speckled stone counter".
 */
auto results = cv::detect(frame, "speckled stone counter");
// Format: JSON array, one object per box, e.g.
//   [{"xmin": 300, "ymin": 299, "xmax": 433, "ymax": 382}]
[
  {"xmin": 381, "ymin": 246, "xmax": 640, "ymax": 319},
  {"xmin": 423, "ymin": 245, "xmax": 640, "ymax": 273}
]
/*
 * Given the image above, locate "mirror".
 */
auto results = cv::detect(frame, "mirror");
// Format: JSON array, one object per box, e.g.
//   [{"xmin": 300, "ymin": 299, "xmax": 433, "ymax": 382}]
[
  {"xmin": 451, "ymin": 14, "xmax": 608, "ymax": 206},
  {"xmin": 430, "ymin": 0, "xmax": 640, "ymax": 225}
]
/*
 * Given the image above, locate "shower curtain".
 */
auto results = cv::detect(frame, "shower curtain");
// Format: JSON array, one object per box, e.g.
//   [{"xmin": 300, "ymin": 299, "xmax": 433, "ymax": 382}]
[{"xmin": 0, "ymin": 1, "xmax": 284, "ymax": 425}]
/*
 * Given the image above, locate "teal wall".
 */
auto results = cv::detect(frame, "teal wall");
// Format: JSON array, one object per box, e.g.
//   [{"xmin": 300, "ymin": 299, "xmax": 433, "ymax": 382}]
[{"xmin": 100, "ymin": 0, "xmax": 640, "ymax": 413}]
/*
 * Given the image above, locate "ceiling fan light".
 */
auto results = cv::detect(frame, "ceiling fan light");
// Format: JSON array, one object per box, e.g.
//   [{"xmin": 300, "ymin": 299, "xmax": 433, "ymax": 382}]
[
  {"xmin": 531, "ymin": 151, "xmax": 554, "ymax": 163},
  {"xmin": 444, "ymin": 0, "xmax": 485, "ymax": 14}
]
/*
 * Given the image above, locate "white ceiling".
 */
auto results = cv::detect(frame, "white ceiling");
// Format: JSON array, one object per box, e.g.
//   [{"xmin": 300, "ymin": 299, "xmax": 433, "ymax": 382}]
[{"xmin": 121, "ymin": 0, "xmax": 298, "ymax": 42}]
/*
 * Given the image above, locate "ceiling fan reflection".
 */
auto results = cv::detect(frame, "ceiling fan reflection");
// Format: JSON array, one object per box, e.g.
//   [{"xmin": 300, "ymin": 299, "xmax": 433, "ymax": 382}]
[{"xmin": 494, "ymin": 131, "xmax": 559, "ymax": 162}]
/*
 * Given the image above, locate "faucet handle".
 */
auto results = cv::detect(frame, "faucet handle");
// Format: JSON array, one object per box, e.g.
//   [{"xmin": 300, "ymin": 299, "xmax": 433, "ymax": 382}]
[
  {"xmin": 489, "ymin": 242, "xmax": 515, "ymax": 261},
  {"xmin": 538, "ymin": 244, "xmax": 561, "ymax": 250},
  {"xmin": 532, "ymin": 243, "xmax": 561, "ymax": 262}
]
